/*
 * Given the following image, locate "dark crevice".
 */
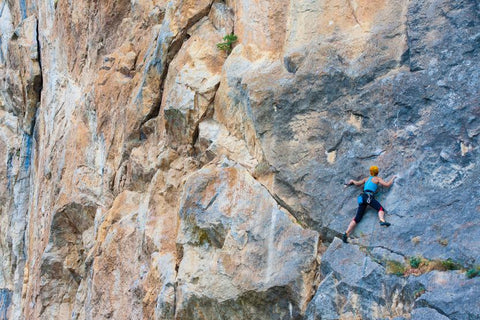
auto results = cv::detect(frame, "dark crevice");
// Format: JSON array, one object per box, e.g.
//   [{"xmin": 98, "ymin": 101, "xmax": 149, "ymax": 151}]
[
  {"xmin": 414, "ymin": 300, "xmax": 450, "ymax": 318},
  {"xmin": 357, "ymin": 149, "xmax": 386, "ymax": 160},
  {"xmin": 191, "ymin": 87, "xmax": 218, "ymax": 152},
  {"xmin": 28, "ymin": 17, "xmax": 42, "ymax": 136},
  {"xmin": 400, "ymin": 48, "xmax": 410, "ymax": 67},
  {"xmin": 35, "ymin": 18, "xmax": 43, "ymax": 82},
  {"xmin": 204, "ymin": 192, "xmax": 218, "ymax": 211},
  {"xmin": 270, "ymin": 193, "xmax": 308, "ymax": 230},
  {"xmin": 366, "ymin": 245, "xmax": 407, "ymax": 259},
  {"xmin": 348, "ymin": 111, "xmax": 368, "ymax": 119},
  {"xmin": 404, "ymin": 2, "xmax": 426, "ymax": 73},
  {"xmin": 6, "ymin": 152, "xmax": 14, "ymax": 192},
  {"xmin": 327, "ymin": 136, "xmax": 344, "ymax": 153},
  {"xmin": 18, "ymin": 17, "xmax": 43, "ymax": 137},
  {"xmin": 191, "ymin": 123, "xmax": 200, "ymax": 148},
  {"xmin": 252, "ymin": 172, "xmax": 331, "ymax": 237},
  {"xmin": 401, "ymin": 1, "xmax": 411, "ymax": 68},
  {"xmin": 305, "ymin": 236, "xmax": 325, "ymax": 307},
  {"xmin": 173, "ymin": 243, "xmax": 184, "ymax": 319}
]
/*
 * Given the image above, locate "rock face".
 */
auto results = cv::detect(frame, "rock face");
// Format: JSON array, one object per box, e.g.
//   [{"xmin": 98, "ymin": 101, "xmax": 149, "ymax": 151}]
[
  {"xmin": 305, "ymin": 238, "xmax": 416, "ymax": 320},
  {"xmin": 175, "ymin": 160, "xmax": 318, "ymax": 319},
  {"xmin": 0, "ymin": 0, "xmax": 479, "ymax": 319}
]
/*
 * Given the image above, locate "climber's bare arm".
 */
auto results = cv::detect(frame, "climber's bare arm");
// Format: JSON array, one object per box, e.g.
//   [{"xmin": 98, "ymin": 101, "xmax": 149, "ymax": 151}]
[
  {"xmin": 378, "ymin": 175, "xmax": 397, "ymax": 187},
  {"xmin": 347, "ymin": 177, "xmax": 367, "ymax": 186}
]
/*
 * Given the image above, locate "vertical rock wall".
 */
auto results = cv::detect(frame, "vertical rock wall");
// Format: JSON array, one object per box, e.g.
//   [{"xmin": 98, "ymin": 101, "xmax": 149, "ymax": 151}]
[{"xmin": 0, "ymin": 0, "xmax": 479, "ymax": 319}]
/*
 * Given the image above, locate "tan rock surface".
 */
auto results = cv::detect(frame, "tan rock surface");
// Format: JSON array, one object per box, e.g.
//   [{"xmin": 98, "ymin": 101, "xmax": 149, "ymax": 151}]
[
  {"xmin": 175, "ymin": 160, "xmax": 319, "ymax": 319},
  {"xmin": 162, "ymin": 16, "xmax": 226, "ymax": 147}
]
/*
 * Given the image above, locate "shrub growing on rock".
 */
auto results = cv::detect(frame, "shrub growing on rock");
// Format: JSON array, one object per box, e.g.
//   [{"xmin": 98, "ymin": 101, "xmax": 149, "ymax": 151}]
[
  {"xmin": 216, "ymin": 33, "xmax": 238, "ymax": 54},
  {"xmin": 409, "ymin": 256, "xmax": 422, "ymax": 269},
  {"xmin": 386, "ymin": 260, "xmax": 406, "ymax": 276},
  {"xmin": 466, "ymin": 267, "xmax": 480, "ymax": 279}
]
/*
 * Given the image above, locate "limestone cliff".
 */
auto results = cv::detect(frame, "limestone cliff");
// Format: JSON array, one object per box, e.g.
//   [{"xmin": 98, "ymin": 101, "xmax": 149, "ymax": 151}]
[{"xmin": 0, "ymin": 0, "xmax": 479, "ymax": 319}]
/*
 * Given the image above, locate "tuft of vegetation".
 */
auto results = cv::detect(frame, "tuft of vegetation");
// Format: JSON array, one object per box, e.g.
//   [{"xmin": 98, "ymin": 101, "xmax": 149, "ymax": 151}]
[
  {"xmin": 409, "ymin": 256, "xmax": 422, "ymax": 269},
  {"xmin": 216, "ymin": 33, "xmax": 238, "ymax": 54},
  {"xmin": 253, "ymin": 161, "xmax": 272, "ymax": 178},
  {"xmin": 466, "ymin": 266, "xmax": 480, "ymax": 279},
  {"xmin": 386, "ymin": 260, "xmax": 406, "ymax": 276},
  {"xmin": 380, "ymin": 254, "xmax": 480, "ymax": 280},
  {"xmin": 422, "ymin": 259, "xmax": 461, "ymax": 272},
  {"xmin": 439, "ymin": 258, "xmax": 462, "ymax": 271},
  {"xmin": 404, "ymin": 256, "xmax": 466, "ymax": 276}
]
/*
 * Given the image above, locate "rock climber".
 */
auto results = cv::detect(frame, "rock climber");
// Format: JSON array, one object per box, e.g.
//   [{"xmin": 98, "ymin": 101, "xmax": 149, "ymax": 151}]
[{"xmin": 342, "ymin": 165, "xmax": 397, "ymax": 243}]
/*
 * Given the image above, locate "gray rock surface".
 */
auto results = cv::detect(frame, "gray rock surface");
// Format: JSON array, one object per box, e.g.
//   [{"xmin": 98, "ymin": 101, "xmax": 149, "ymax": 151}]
[
  {"xmin": 413, "ymin": 271, "xmax": 480, "ymax": 320},
  {"xmin": 306, "ymin": 238, "xmax": 417, "ymax": 319},
  {"xmin": 412, "ymin": 308, "xmax": 450, "ymax": 320},
  {"xmin": 232, "ymin": 0, "xmax": 480, "ymax": 267}
]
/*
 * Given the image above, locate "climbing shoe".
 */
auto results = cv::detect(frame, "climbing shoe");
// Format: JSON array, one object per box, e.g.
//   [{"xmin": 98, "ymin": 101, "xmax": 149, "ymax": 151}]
[
  {"xmin": 342, "ymin": 233, "xmax": 348, "ymax": 243},
  {"xmin": 380, "ymin": 221, "xmax": 391, "ymax": 227}
]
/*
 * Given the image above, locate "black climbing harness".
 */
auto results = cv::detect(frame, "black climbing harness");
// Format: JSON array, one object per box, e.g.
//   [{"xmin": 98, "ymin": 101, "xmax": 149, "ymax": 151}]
[{"xmin": 358, "ymin": 191, "xmax": 375, "ymax": 205}]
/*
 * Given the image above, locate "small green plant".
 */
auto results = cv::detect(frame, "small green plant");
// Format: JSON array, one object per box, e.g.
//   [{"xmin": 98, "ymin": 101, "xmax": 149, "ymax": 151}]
[
  {"xmin": 426, "ymin": 258, "xmax": 462, "ymax": 272},
  {"xmin": 413, "ymin": 286, "xmax": 426, "ymax": 299},
  {"xmin": 440, "ymin": 258, "xmax": 462, "ymax": 271},
  {"xmin": 386, "ymin": 260, "xmax": 406, "ymax": 276},
  {"xmin": 466, "ymin": 266, "xmax": 480, "ymax": 279},
  {"xmin": 216, "ymin": 33, "xmax": 238, "ymax": 54},
  {"xmin": 410, "ymin": 256, "xmax": 422, "ymax": 269}
]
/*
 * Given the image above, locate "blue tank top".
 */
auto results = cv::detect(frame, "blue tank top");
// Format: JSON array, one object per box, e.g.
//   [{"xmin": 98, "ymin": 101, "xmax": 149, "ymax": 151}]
[{"xmin": 364, "ymin": 176, "xmax": 378, "ymax": 193}]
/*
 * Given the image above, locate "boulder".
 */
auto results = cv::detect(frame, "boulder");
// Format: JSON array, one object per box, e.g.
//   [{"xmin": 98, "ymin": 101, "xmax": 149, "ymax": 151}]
[
  {"xmin": 306, "ymin": 238, "xmax": 415, "ymax": 319},
  {"xmin": 175, "ymin": 159, "xmax": 319, "ymax": 319},
  {"xmin": 413, "ymin": 271, "xmax": 480, "ymax": 319}
]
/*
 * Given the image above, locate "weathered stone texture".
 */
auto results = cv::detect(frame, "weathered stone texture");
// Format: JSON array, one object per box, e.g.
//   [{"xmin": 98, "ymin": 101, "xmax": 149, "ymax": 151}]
[
  {"xmin": 0, "ymin": 0, "xmax": 479, "ymax": 319},
  {"xmin": 305, "ymin": 238, "xmax": 416, "ymax": 320},
  {"xmin": 175, "ymin": 160, "xmax": 318, "ymax": 319}
]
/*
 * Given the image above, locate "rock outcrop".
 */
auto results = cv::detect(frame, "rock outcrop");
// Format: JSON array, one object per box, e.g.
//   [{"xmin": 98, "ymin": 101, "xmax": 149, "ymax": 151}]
[
  {"xmin": 175, "ymin": 160, "xmax": 318, "ymax": 319},
  {"xmin": 0, "ymin": 0, "xmax": 479, "ymax": 319}
]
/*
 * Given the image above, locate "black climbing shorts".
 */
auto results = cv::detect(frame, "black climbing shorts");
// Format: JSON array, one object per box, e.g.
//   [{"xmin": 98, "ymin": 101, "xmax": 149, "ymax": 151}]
[{"xmin": 353, "ymin": 193, "xmax": 384, "ymax": 223}]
